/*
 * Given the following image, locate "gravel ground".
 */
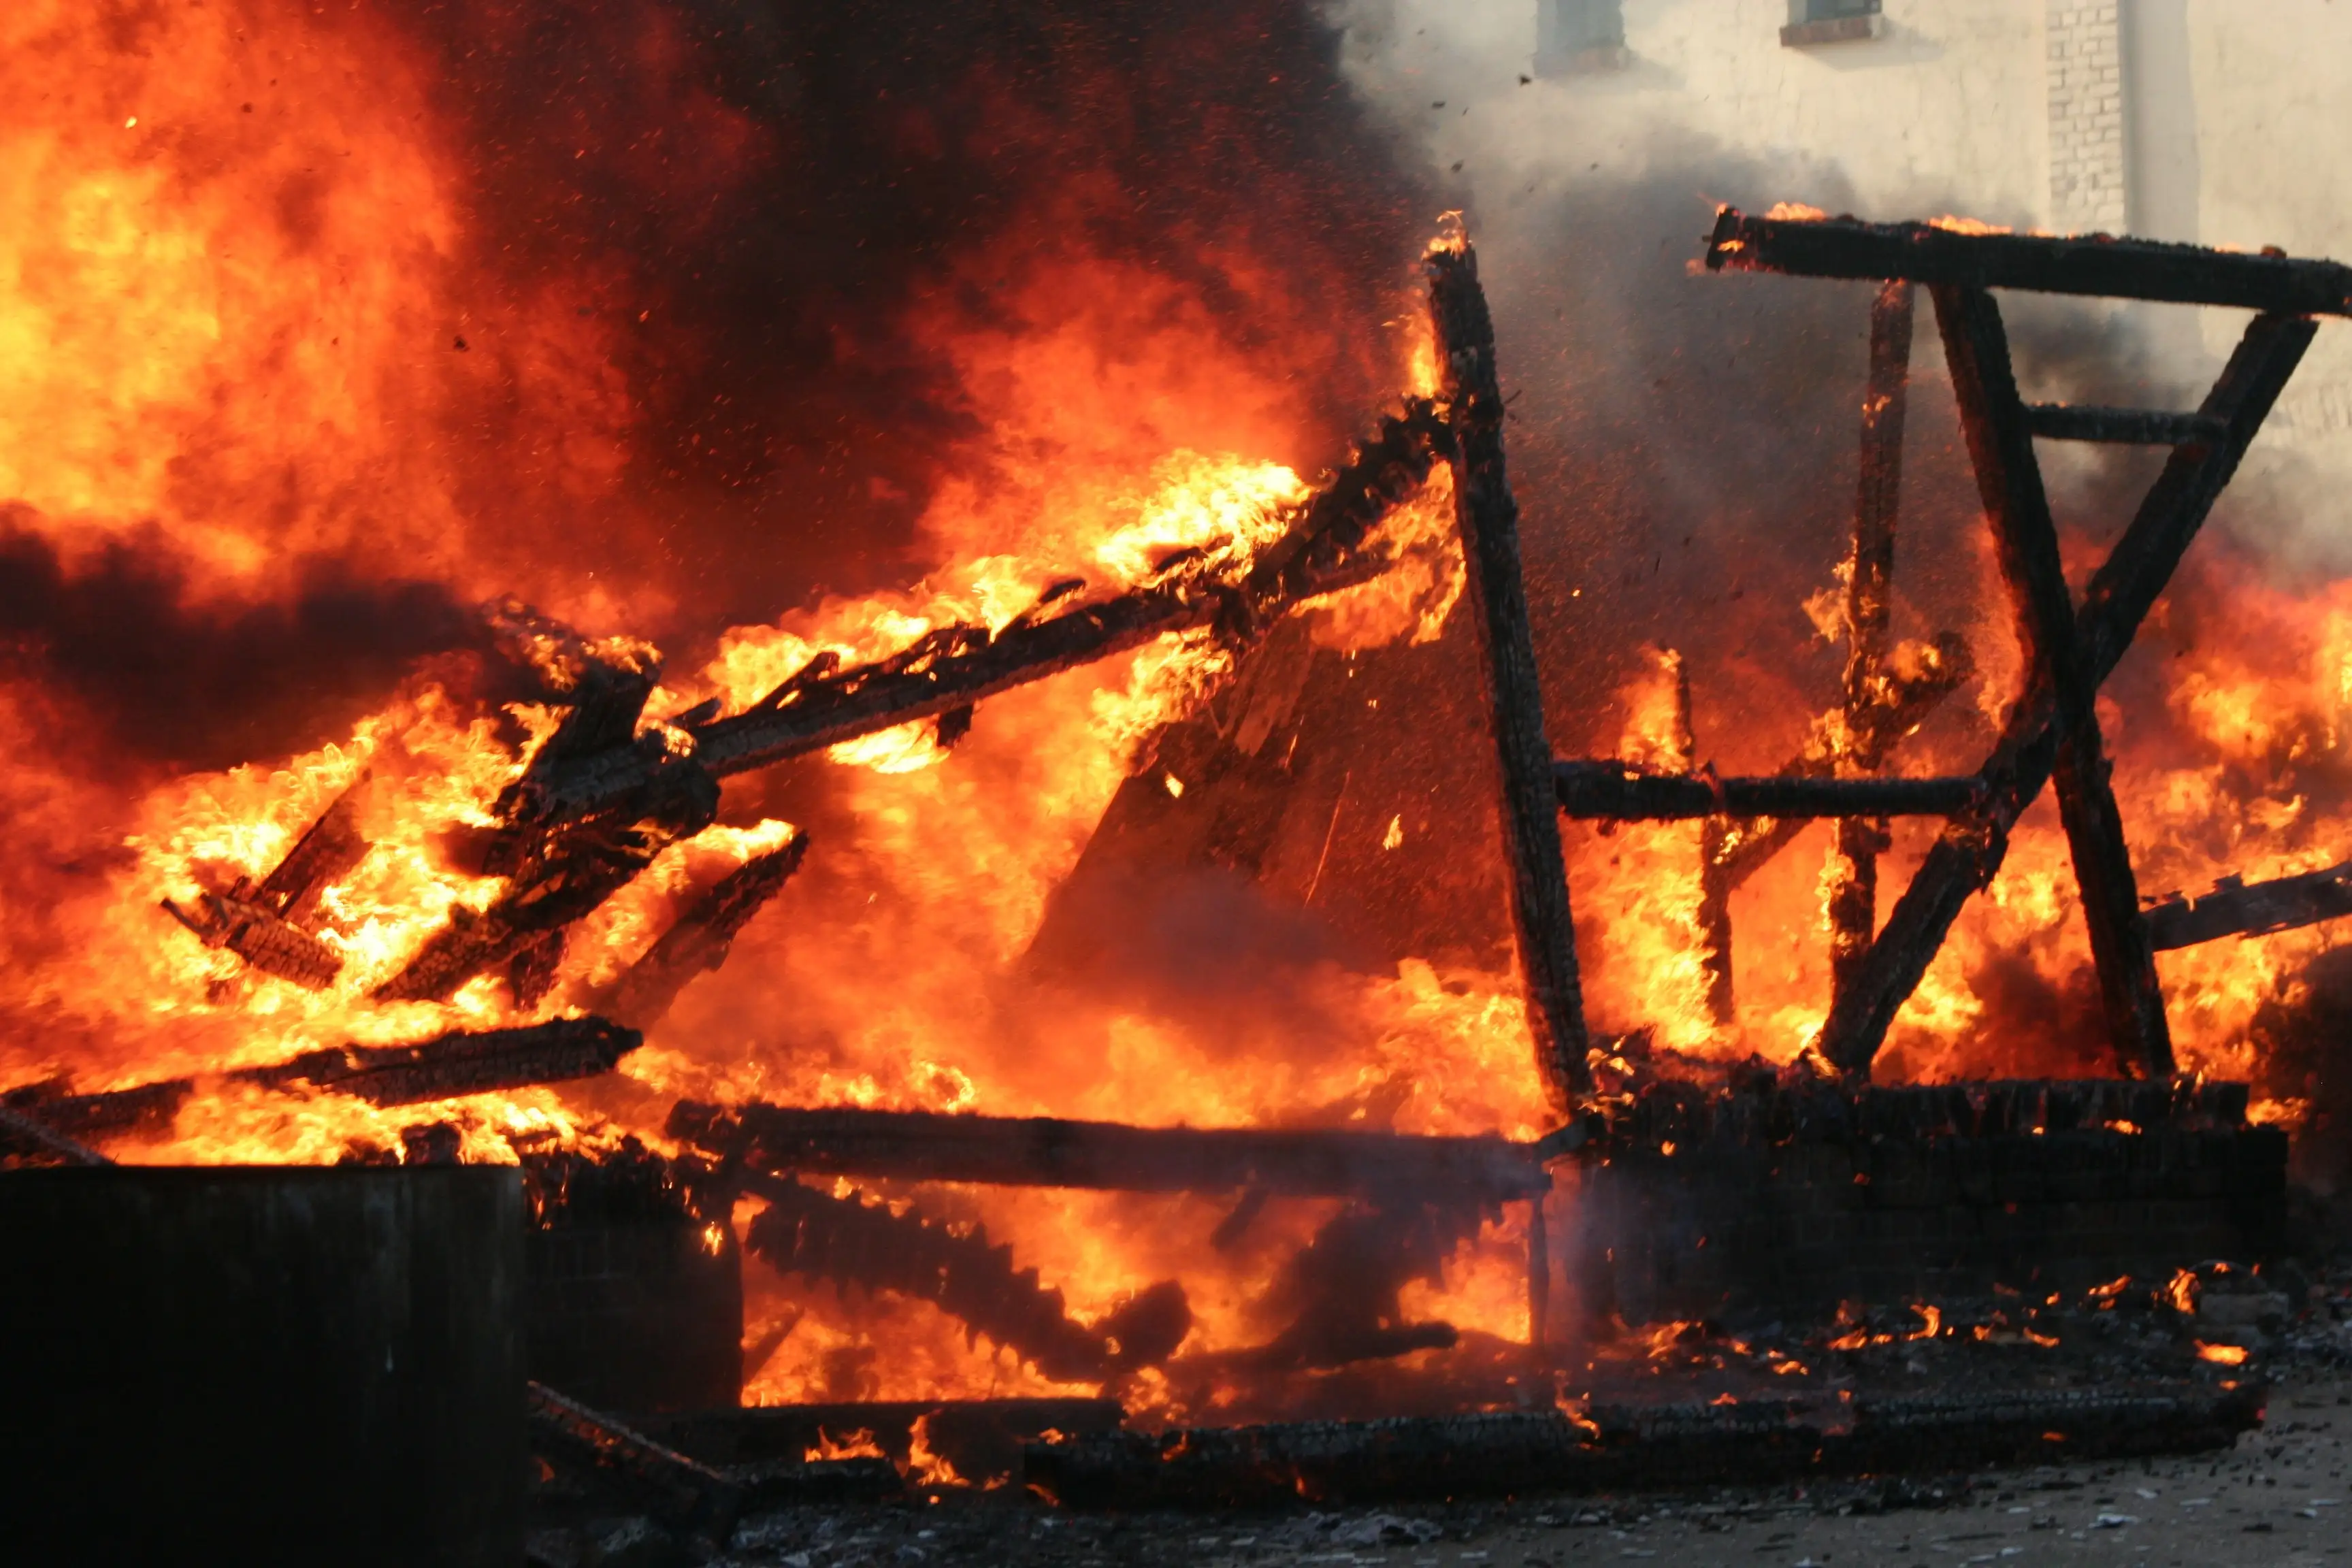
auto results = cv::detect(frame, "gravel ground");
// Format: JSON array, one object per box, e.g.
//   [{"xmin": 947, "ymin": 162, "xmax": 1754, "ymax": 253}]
[{"xmin": 658, "ymin": 1373, "xmax": 2352, "ymax": 1568}]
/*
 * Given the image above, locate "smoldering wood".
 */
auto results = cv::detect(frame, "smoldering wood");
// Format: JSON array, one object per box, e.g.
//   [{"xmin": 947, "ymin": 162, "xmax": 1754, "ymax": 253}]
[
  {"xmin": 1706, "ymin": 206, "xmax": 2352, "ymax": 315},
  {"xmin": 1829, "ymin": 281, "xmax": 1915, "ymax": 1010},
  {"xmin": 2025, "ymin": 404, "xmax": 2230, "ymax": 445},
  {"xmin": 740, "ymin": 1172, "xmax": 1188, "ymax": 1386},
  {"xmin": 1931, "ymin": 282, "xmax": 2172, "ymax": 1077},
  {"xmin": 1817, "ymin": 311, "xmax": 2317, "ymax": 1074},
  {"xmin": 598, "ymin": 834, "xmax": 810, "ymax": 1029},
  {"xmin": 2144, "ymin": 860, "xmax": 2352, "ymax": 951},
  {"xmin": 725, "ymin": 1456, "xmax": 904, "ymax": 1507},
  {"xmin": 160, "ymin": 775, "xmax": 372, "ymax": 990},
  {"xmin": 527, "ymin": 1380, "xmax": 744, "ymax": 1550},
  {"xmin": 1556, "ymin": 764, "xmax": 1982, "ymax": 820},
  {"xmin": 634, "ymin": 1397, "xmax": 1126, "ymax": 1470},
  {"xmin": 1024, "ymin": 1380, "xmax": 2264, "ymax": 1508},
  {"xmin": 1428, "ymin": 240, "xmax": 1590, "ymax": 1105},
  {"xmin": 14, "ymin": 1015, "xmax": 641, "ymax": 1141},
  {"xmin": 671, "ymin": 1100, "xmax": 1550, "ymax": 1207},
  {"xmin": 499, "ymin": 406, "xmax": 1447, "ymax": 840}
]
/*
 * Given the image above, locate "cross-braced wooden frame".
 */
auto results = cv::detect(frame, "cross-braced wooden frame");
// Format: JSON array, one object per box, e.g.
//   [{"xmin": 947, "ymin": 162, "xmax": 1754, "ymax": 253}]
[{"xmin": 1669, "ymin": 210, "xmax": 2347, "ymax": 1081}]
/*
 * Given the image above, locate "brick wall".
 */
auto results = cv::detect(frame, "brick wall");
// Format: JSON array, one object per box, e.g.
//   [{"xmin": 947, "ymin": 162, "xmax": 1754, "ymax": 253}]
[{"xmin": 2045, "ymin": 0, "xmax": 2128, "ymax": 231}]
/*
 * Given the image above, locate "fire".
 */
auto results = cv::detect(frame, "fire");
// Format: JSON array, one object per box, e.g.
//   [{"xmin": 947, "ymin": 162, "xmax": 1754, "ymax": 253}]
[
  {"xmin": 2195, "ymin": 1342, "xmax": 2251, "ymax": 1367},
  {"xmin": 804, "ymin": 1428, "xmax": 886, "ymax": 1463}
]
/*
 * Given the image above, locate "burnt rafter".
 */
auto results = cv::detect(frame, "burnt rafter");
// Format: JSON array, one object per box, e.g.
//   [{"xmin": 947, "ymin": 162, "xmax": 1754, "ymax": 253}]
[
  {"xmin": 498, "ymin": 404, "xmax": 1448, "ymax": 841},
  {"xmin": 2144, "ymin": 860, "xmax": 2352, "ymax": 952},
  {"xmin": 1706, "ymin": 207, "xmax": 2352, "ymax": 316},
  {"xmin": 1556, "ymin": 764, "xmax": 1982, "ymax": 821},
  {"xmin": 1697, "ymin": 209, "xmax": 2329, "ymax": 1078},
  {"xmin": 10, "ymin": 1015, "xmax": 642, "ymax": 1144}
]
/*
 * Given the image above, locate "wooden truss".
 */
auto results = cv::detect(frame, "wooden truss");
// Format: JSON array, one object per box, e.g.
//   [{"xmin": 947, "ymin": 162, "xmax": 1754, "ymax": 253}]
[{"xmin": 1605, "ymin": 208, "xmax": 2347, "ymax": 1081}]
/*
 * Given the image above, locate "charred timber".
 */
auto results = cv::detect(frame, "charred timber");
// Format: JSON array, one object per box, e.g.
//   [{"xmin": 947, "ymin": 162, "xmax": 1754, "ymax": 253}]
[
  {"xmin": 671, "ymin": 1101, "xmax": 1549, "ymax": 1207},
  {"xmin": 1026, "ymin": 1381, "xmax": 2263, "ymax": 1508},
  {"xmin": 600, "ymin": 834, "xmax": 810, "ymax": 1028},
  {"xmin": 1556, "ymin": 763, "xmax": 1982, "ymax": 821},
  {"xmin": 2145, "ymin": 860, "xmax": 2352, "ymax": 951},
  {"xmin": 1707, "ymin": 206, "xmax": 2352, "ymax": 315},
  {"xmin": 1829, "ymin": 282, "xmax": 1915, "ymax": 1009},
  {"xmin": 1428, "ymin": 238, "xmax": 1590, "ymax": 1105},
  {"xmin": 499, "ymin": 406, "xmax": 1445, "ymax": 839},
  {"xmin": 527, "ymin": 1381, "xmax": 742, "ymax": 1551},
  {"xmin": 14, "ymin": 1015, "xmax": 640, "ymax": 1140},
  {"xmin": 2025, "ymin": 404, "xmax": 2230, "ymax": 445},
  {"xmin": 1931, "ymin": 282, "xmax": 2172, "ymax": 1077},
  {"xmin": 741, "ymin": 1173, "xmax": 1189, "ymax": 1385},
  {"xmin": 635, "ymin": 1398, "xmax": 1125, "ymax": 1471},
  {"xmin": 1818, "ymin": 310, "xmax": 2319, "ymax": 1073},
  {"xmin": 160, "ymin": 776, "xmax": 372, "ymax": 989}
]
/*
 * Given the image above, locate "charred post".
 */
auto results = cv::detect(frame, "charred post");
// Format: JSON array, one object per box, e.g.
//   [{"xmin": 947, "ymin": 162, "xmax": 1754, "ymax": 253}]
[
  {"xmin": 1427, "ymin": 238, "xmax": 1590, "ymax": 1105},
  {"xmin": 1828, "ymin": 282, "xmax": 1914, "ymax": 1013},
  {"xmin": 1818, "ymin": 310, "xmax": 2317, "ymax": 1073}
]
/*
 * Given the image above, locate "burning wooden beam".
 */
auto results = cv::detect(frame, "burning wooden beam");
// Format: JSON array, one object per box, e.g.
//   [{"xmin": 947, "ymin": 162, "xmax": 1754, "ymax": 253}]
[
  {"xmin": 161, "ymin": 777, "xmax": 371, "ymax": 989},
  {"xmin": 14, "ymin": 1015, "xmax": 641, "ymax": 1142},
  {"xmin": 1706, "ymin": 206, "xmax": 2352, "ymax": 315},
  {"xmin": 499, "ymin": 404, "xmax": 1447, "ymax": 839},
  {"xmin": 1827, "ymin": 282, "xmax": 1916, "ymax": 1012},
  {"xmin": 596, "ymin": 834, "xmax": 810, "ymax": 1029},
  {"xmin": 1819, "ymin": 310, "xmax": 2318, "ymax": 1074},
  {"xmin": 0, "ymin": 1103, "xmax": 113, "ymax": 1166},
  {"xmin": 1427, "ymin": 235, "xmax": 1590, "ymax": 1106},
  {"xmin": 2144, "ymin": 860, "xmax": 2352, "ymax": 951},
  {"xmin": 1556, "ymin": 764, "xmax": 1982, "ymax": 821},
  {"xmin": 1931, "ymin": 282, "xmax": 2174, "ymax": 1077},
  {"xmin": 670, "ymin": 1100, "xmax": 1550, "ymax": 1207}
]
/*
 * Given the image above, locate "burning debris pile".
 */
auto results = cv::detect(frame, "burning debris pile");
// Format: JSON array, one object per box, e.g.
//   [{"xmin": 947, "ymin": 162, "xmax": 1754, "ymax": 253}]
[{"xmin": 11, "ymin": 1, "xmax": 2352, "ymax": 1541}]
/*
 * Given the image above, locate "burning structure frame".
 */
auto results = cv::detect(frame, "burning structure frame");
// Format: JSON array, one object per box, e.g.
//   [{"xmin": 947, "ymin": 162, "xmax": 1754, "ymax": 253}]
[{"xmin": 5, "ymin": 216, "xmax": 2347, "ymax": 1482}]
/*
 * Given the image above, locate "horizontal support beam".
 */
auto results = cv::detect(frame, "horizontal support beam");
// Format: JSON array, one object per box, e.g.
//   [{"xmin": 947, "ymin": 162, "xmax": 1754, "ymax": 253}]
[
  {"xmin": 668, "ymin": 1101, "xmax": 1550, "ymax": 1207},
  {"xmin": 1707, "ymin": 207, "xmax": 2352, "ymax": 315},
  {"xmin": 2024, "ymin": 404, "xmax": 2230, "ymax": 445},
  {"xmin": 1555, "ymin": 761, "xmax": 1982, "ymax": 820},
  {"xmin": 2144, "ymin": 860, "xmax": 2352, "ymax": 951}
]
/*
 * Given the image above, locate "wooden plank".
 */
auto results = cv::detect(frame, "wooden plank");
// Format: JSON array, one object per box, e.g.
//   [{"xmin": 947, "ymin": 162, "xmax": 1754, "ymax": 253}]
[
  {"xmin": 1818, "ymin": 311, "xmax": 2317, "ymax": 1073},
  {"xmin": 1707, "ymin": 207, "xmax": 2352, "ymax": 315},
  {"xmin": 1930, "ymin": 283, "xmax": 2172, "ymax": 1078},
  {"xmin": 2024, "ymin": 404, "xmax": 2228, "ymax": 445},
  {"xmin": 1427, "ymin": 238, "xmax": 1590, "ymax": 1105}
]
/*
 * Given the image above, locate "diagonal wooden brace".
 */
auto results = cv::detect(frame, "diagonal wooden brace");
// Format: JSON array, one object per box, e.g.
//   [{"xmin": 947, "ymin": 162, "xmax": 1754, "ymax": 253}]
[
  {"xmin": 1930, "ymin": 284, "xmax": 2170, "ymax": 1077},
  {"xmin": 1819, "ymin": 309, "xmax": 2317, "ymax": 1077}
]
